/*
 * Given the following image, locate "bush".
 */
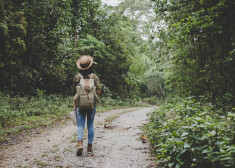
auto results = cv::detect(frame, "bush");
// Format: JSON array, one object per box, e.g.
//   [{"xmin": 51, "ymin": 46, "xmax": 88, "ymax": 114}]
[
  {"xmin": 143, "ymin": 95, "xmax": 164, "ymax": 106},
  {"xmin": 0, "ymin": 93, "xmax": 72, "ymax": 128},
  {"xmin": 99, "ymin": 95, "xmax": 140, "ymax": 107},
  {"xmin": 99, "ymin": 85, "xmax": 141, "ymax": 107},
  {"xmin": 146, "ymin": 98, "xmax": 235, "ymax": 168}
]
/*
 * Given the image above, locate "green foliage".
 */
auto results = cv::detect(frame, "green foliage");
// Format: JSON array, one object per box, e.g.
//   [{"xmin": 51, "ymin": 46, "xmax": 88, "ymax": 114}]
[
  {"xmin": 147, "ymin": 98, "xmax": 235, "ymax": 168},
  {"xmin": 0, "ymin": 0, "xmax": 150, "ymax": 98},
  {"xmin": 143, "ymin": 95, "xmax": 164, "ymax": 106},
  {"xmin": 99, "ymin": 96, "xmax": 140, "ymax": 107},
  {"xmin": 0, "ymin": 92, "xmax": 72, "ymax": 129},
  {"xmin": 99, "ymin": 86, "xmax": 141, "ymax": 107},
  {"xmin": 0, "ymin": 92, "xmax": 73, "ymax": 142},
  {"xmin": 151, "ymin": 0, "xmax": 235, "ymax": 107}
]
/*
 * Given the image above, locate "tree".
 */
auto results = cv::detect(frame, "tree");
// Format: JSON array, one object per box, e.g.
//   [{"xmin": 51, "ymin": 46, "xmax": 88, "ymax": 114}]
[{"xmin": 151, "ymin": 0, "xmax": 235, "ymax": 108}]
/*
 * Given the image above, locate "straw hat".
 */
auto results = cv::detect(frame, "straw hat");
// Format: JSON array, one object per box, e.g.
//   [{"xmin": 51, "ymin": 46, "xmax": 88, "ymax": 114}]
[{"xmin": 76, "ymin": 55, "xmax": 94, "ymax": 70}]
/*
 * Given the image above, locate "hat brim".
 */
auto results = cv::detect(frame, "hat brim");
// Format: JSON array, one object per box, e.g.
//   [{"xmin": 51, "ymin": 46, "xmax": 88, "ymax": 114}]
[{"xmin": 76, "ymin": 56, "xmax": 94, "ymax": 70}]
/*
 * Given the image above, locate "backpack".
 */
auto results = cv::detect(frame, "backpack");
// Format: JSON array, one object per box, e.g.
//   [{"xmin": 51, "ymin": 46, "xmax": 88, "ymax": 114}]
[{"xmin": 74, "ymin": 73, "xmax": 98, "ymax": 109}]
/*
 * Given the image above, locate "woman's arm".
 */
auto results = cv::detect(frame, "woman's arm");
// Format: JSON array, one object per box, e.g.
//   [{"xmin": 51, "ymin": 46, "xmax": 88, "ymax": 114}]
[
  {"xmin": 94, "ymin": 74, "xmax": 102, "ymax": 96},
  {"xmin": 97, "ymin": 88, "xmax": 101, "ymax": 96},
  {"xmin": 72, "ymin": 75, "xmax": 80, "ymax": 111}
]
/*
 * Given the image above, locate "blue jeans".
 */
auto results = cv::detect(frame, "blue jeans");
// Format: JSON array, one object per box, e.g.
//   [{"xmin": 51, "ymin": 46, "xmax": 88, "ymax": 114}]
[{"xmin": 76, "ymin": 108, "xmax": 96, "ymax": 144}]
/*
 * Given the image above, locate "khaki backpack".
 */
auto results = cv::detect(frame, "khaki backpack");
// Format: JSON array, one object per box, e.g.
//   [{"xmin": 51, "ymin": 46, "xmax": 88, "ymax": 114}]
[{"xmin": 74, "ymin": 73, "xmax": 98, "ymax": 109}]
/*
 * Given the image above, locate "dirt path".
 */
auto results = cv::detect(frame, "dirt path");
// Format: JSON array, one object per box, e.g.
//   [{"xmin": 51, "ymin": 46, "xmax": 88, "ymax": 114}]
[{"xmin": 0, "ymin": 107, "xmax": 156, "ymax": 168}]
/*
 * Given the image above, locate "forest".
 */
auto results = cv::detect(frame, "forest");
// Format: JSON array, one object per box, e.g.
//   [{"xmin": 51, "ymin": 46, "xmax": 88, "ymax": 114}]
[{"xmin": 0, "ymin": 0, "xmax": 235, "ymax": 167}]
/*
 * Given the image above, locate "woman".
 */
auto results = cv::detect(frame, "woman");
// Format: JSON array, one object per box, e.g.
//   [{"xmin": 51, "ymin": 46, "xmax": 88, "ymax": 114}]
[{"xmin": 72, "ymin": 55, "xmax": 101, "ymax": 157}]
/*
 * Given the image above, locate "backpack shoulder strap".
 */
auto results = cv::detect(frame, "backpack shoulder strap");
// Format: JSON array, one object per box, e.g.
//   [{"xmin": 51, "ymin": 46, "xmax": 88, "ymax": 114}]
[
  {"xmin": 78, "ymin": 73, "xmax": 83, "ymax": 79},
  {"xmin": 89, "ymin": 73, "xmax": 95, "ymax": 79}
]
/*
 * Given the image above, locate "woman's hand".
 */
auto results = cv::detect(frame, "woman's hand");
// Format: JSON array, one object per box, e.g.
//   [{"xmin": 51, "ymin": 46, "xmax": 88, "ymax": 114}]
[{"xmin": 73, "ymin": 96, "xmax": 76, "ymax": 111}]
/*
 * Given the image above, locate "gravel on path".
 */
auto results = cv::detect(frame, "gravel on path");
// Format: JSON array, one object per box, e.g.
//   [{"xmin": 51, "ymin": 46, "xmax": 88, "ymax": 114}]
[{"xmin": 0, "ymin": 107, "xmax": 157, "ymax": 168}]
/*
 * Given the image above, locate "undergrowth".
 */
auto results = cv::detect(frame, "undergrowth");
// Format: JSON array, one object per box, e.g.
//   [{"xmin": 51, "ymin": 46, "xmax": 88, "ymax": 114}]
[
  {"xmin": 146, "ymin": 98, "xmax": 235, "ymax": 168},
  {"xmin": 0, "ymin": 93, "xmax": 72, "ymax": 142}
]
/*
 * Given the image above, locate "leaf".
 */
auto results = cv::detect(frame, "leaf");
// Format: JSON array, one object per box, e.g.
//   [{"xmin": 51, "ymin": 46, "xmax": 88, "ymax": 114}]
[
  {"xmin": 176, "ymin": 163, "xmax": 181, "ymax": 168},
  {"xmin": 172, "ymin": 131, "xmax": 178, "ymax": 137},
  {"xmin": 228, "ymin": 112, "xmax": 235, "ymax": 117},
  {"xmin": 227, "ymin": 146, "xmax": 235, "ymax": 152},
  {"xmin": 181, "ymin": 126, "xmax": 193, "ymax": 129},
  {"xmin": 168, "ymin": 162, "xmax": 174, "ymax": 168},
  {"xmin": 215, "ymin": 141, "xmax": 224, "ymax": 146},
  {"xmin": 201, "ymin": 135, "xmax": 209, "ymax": 140},
  {"xmin": 211, "ymin": 156, "xmax": 220, "ymax": 162},
  {"xmin": 184, "ymin": 143, "xmax": 190, "ymax": 148},
  {"xmin": 176, "ymin": 157, "xmax": 184, "ymax": 165},
  {"xmin": 178, "ymin": 149, "xmax": 187, "ymax": 156},
  {"xmin": 200, "ymin": 0, "xmax": 204, "ymax": 5},
  {"xmin": 182, "ymin": 132, "xmax": 189, "ymax": 137},
  {"xmin": 221, "ymin": 157, "xmax": 234, "ymax": 161},
  {"xmin": 202, "ymin": 149, "xmax": 211, "ymax": 153},
  {"xmin": 220, "ymin": 148, "xmax": 225, "ymax": 153},
  {"xmin": 209, "ymin": 130, "xmax": 216, "ymax": 136},
  {"xmin": 194, "ymin": 117, "xmax": 203, "ymax": 121}
]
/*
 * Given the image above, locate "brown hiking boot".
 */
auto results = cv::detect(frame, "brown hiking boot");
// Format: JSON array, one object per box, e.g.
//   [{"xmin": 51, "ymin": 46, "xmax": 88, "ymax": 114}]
[
  {"xmin": 76, "ymin": 140, "xmax": 83, "ymax": 156},
  {"xmin": 87, "ymin": 144, "xmax": 94, "ymax": 157}
]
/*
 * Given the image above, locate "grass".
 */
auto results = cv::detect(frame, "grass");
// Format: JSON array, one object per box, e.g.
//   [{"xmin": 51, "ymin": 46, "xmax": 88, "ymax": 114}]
[
  {"xmin": 0, "ymin": 94, "xmax": 72, "ymax": 143},
  {"xmin": 50, "ymin": 148, "xmax": 59, "ymax": 153},
  {"xmin": 0, "ymin": 114, "xmax": 70, "ymax": 143},
  {"xmin": 41, "ymin": 152, "xmax": 49, "ymax": 157},
  {"xmin": 103, "ymin": 109, "xmax": 136, "ymax": 124},
  {"xmin": 104, "ymin": 115, "xmax": 120, "ymax": 123},
  {"xmin": 34, "ymin": 158, "xmax": 50, "ymax": 167},
  {"xmin": 63, "ymin": 145, "xmax": 74, "ymax": 153},
  {"xmin": 69, "ymin": 132, "xmax": 77, "ymax": 143}
]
